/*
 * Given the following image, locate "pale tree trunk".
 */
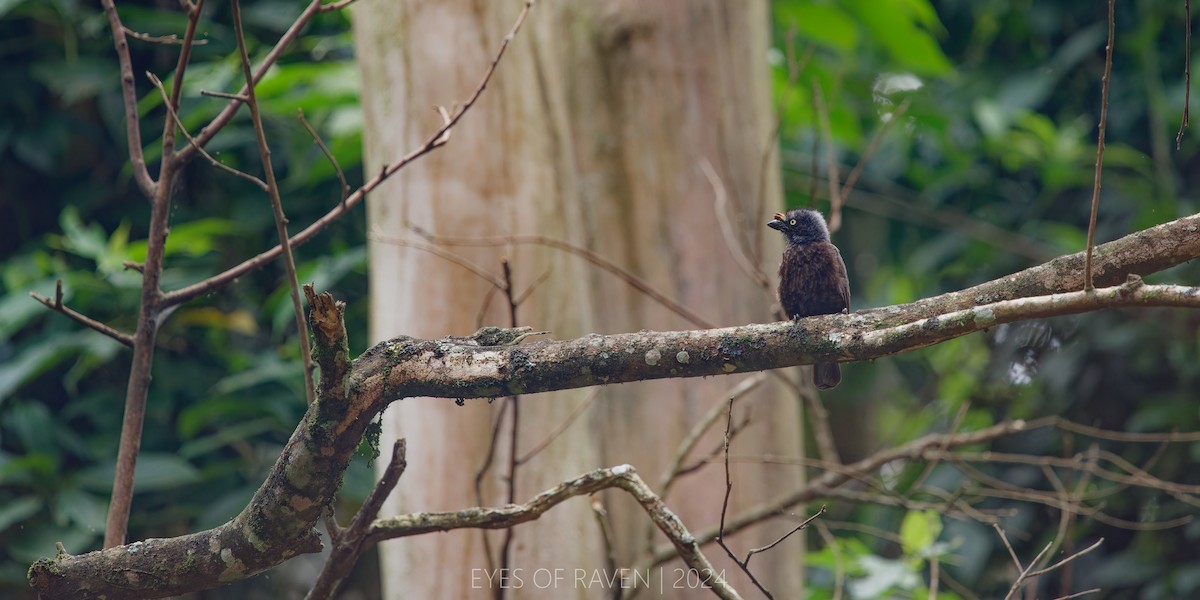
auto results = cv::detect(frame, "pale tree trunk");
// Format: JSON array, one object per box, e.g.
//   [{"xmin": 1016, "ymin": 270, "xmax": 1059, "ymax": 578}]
[{"xmin": 354, "ymin": 1, "xmax": 803, "ymax": 596}]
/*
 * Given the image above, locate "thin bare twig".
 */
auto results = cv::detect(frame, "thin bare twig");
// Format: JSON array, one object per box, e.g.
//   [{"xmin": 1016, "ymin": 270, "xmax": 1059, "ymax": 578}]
[
  {"xmin": 100, "ymin": 0, "xmax": 156, "ymax": 198},
  {"xmin": 1004, "ymin": 540, "xmax": 1053, "ymax": 600},
  {"xmin": 199, "ymin": 89, "xmax": 250, "ymax": 101},
  {"xmin": 909, "ymin": 400, "xmax": 971, "ymax": 492},
  {"xmin": 148, "ymin": 72, "xmax": 268, "ymax": 191},
  {"xmin": 717, "ymin": 398, "xmax": 775, "ymax": 599},
  {"xmin": 840, "ymin": 97, "xmax": 911, "ymax": 201},
  {"xmin": 164, "ymin": 0, "xmax": 203, "ymax": 124},
  {"xmin": 676, "ymin": 413, "xmax": 751, "ymax": 481},
  {"xmin": 162, "ymin": 1, "xmax": 534, "ymax": 307},
  {"xmin": 1028, "ymin": 537, "xmax": 1104, "ymax": 578},
  {"xmin": 178, "ymin": 0, "xmax": 327, "ymax": 165},
  {"xmin": 754, "ymin": 31, "xmax": 812, "ymax": 265},
  {"xmin": 398, "ymin": 228, "xmax": 715, "ymax": 328},
  {"xmin": 515, "ymin": 388, "xmax": 600, "ymax": 465},
  {"xmin": 1178, "ymin": 0, "xmax": 1192, "ymax": 150},
  {"xmin": 379, "ymin": 239, "xmax": 505, "ymax": 289},
  {"xmin": 231, "ymin": 0, "xmax": 315, "ymax": 406},
  {"xmin": 476, "ymin": 284, "xmax": 502, "ymax": 330},
  {"xmin": 368, "ymin": 465, "xmax": 743, "ymax": 600},
  {"xmin": 123, "ymin": 27, "xmax": 209, "ymax": 46},
  {"xmin": 928, "ymin": 548, "xmax": 940, "ymax": 600},
  {"xmin": 743, "ymin": 505, "xmax": 825, "ymax": 567},
  {"xmin": 639, "ymin": 419, "xmax": 1041, "ymax": 571},
  {"xmin": 100, "ymin": 0, "xmax": 201, "ymax": 540},
  {"xmin": 1054, "ymin": 417, "xmax": 1200, "ymax": 442},
  {"xmin": 1002, "ymin": 535, "xmax": 1104, "ymax": 600},
  {"xmin": 797, "ymin": 380, "xmax": 840, "ymax": 465},
  {"xmin": 814, "ymin": 522, "xmax": 845, "ymax": 600},
  {"xmin": 297, "ymin": 108, "xmax": 350, "ymax": 207},
  {"xmin": 588, "ymin": 495, "xmax": 619, "ymax": 589},
  {"xmin": 1055, "ymin": 589, "xmax": 1102, "ymax": 600},
  {"xmin": 29, "ymin": 280, "xmax": 134, "ymax": 347},
  {"xmin": 498, "ymin": 259, "xmax": 520, "ymax": 600},
  {"xmin": 473, "ymin": 398, "xmax": 510, "ymax": 574},
  {"xmin": 318, "ymin": 0, "xmax": 360, "ymax": 12},
  {"xmin": 810, "ymin": 80, "xmax": 843, "ymax": 232},
  {"xmin": 306, "ymin": 439, "xmax": 408, "ymax": 600},
  {"xmin": 1084, "ymin": 0, "xmax": 1115, "ymax": 291},
  {"xmin": 700, "ymin": 158, "xmax": 772, "ymax": 292},
  {"xmin": 511, "ymin": 269, "xmax": 550, "ymax": 306},
  {"xmin": 658, "ymin": 374, "xmax": 766, "ymax": 499}
]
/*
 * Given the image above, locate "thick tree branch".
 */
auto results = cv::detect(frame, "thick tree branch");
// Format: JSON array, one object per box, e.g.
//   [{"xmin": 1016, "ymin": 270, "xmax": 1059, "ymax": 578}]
[
  {"xmin": 29, "ymin": 279, "xmax": 134, "ymax": 347},
  {"xmin": 29, "ymin": 290, "xmax": 364, "ymax": 599},
  {"xmin": 866, "ymin": 211, "xmax": 1200, "ymax": 327},
  {"xmin": 356, "ymin": 277, "xmax": 1198, "ymax": 403},
  {"xmin": 306, "ymin": 438, "xmax": 407, "ymax": 600},
  {"xmin": 367, "ymin": 465, "xmax": 742, "ymax": 600}
]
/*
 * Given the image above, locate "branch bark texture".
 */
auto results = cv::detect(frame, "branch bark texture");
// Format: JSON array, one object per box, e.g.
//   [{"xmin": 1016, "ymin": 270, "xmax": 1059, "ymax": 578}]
[
  {"xmin": 28, "ymin": 288, "xmax": 365, "ymax": 599},
  {"xmin": 357, "ymin": 277, "xmax": 1197, "ymax": 405}
]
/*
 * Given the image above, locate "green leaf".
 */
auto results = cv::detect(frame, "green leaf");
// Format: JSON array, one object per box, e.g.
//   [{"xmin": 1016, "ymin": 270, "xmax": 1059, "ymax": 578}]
[
  {"xmin": 0, "ymin": 276, "xmax": 65, "ymax": 339},
  {"xmin": 0, "ymin": 496, "xmax": 42, "ymax": 532},
  {"xmin": 0, "ymin": 331, "xmax": 121, "ymax": 402},
  {"xmin": 196, "ymin": 484, "xmax": 259, "ymax": 530},
  {"xmin": 30, "ymin": 58, "xmax": 115, "ymax": 105},
  {"xmin": 0, "ymin": 0, "xmax": 29, "ymax": 19},
  {"xmin": 844, "ymin": 0, "xmax": 953, "ymax": 75},
  {"xmin": 0, "ymin": 452, "xmax": 58, "ymax": 485},
  {"xmin": 900, "ymin": 509, "xmax": 942, "ymax": 557},
  {"xmin": 774, "ymin": 2, "xmax": 859, "ymax": 52},
  {"xmin": 55, "ymin": 487, "xmax": 109, "ymax": 532},
  {"xmin": 5, "ymin": 519, "xmax": 98, "ymax": 565},
  {"xmin": 179, "ymin": 417, "xmax": 279, "ymax": 458},
  {"xmin": 126, "ymin": 218, "xmax": 244, "ymax": 262},
  {"xmin": 77, "ymin": 453, "xmax": 201, "ymax": 493}
]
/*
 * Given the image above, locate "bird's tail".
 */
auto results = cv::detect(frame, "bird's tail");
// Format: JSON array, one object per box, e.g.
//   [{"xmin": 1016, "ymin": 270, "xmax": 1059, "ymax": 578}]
[{"xmin": 814, "ymin": 362, "xmax": 841, "ymax": 390}]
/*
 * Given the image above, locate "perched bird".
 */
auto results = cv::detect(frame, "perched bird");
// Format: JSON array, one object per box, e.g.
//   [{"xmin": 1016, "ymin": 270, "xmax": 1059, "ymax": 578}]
[{"xmin": 768, "ymin": 209, "xmax": 850, "ymax": 389}]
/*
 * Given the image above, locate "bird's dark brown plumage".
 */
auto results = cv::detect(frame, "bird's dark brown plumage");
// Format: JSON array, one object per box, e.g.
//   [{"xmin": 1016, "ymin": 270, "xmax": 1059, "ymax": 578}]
[{"xmin": 768, "ymin": 209, "xmax": 850, "ymax": 389}]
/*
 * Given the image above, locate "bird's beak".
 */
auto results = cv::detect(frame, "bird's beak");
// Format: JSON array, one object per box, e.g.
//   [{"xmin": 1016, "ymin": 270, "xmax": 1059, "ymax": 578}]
[{"xmin": 767, "ymin": 212, "xmax": 786, "ymax": 230}]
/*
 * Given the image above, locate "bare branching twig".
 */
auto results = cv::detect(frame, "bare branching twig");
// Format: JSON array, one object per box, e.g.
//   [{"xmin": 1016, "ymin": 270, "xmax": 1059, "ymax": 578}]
[
  {"xmin": 306, "ymin": 439, "xmax": 408, "ymax": 600},
  {"xmin": 368, "ymin": 465, "xmax": 743, "ymax": 600},
  {"xmin": 810, "ymin": 80, "xmax": 843, "ymax": 232},
  {"xmin": 148, "ymin": 72, "xmax": 268, "ymax": 191},
  {"xmin": 231, "ymin": 0, "xmax": 315, "ymax": 405},
  {"xmin": 29, "ymin": 280, "xmax": 134, "ymax": 347},
  {"xmin": 162, "ymin": 1, "xmax": 535, "ymax": 307},
  {"xmin": 100, "ymin": 0, "xmax": 156, "ymax": 198},
  {"xmin": 1084, "ymin": 0, "xmax": 1116, "ymax": 291},
  {"xmin": 716, "ymin": 398, "xmax": 780, "ymax": 599},
  {"xmin": 297, "ymin": 108, "xmax": 350, "ymax": 207},
  {"xmin": 1178, "ymin": 0, "xmax": 1192, "ymax": 149},
  {"xmin": 398, "ymin": 228, "xmax": 716, "ymax": 328}
]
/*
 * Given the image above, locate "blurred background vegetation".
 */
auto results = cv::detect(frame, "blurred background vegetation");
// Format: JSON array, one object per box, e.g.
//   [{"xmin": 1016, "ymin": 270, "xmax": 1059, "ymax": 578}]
[{"xmin": 1, "ymin": 0, "xmax": 1198, "ymax": 598}]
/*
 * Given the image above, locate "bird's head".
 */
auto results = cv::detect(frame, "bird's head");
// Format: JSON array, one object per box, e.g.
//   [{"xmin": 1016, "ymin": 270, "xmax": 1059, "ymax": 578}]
[{"xmin": 768, "ymin": 209, "xmax": 831, "ymax": 245}]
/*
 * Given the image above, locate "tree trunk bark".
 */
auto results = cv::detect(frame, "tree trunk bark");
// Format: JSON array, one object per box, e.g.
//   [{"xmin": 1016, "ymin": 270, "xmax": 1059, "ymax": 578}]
[{"xmin": 354, "ymin": 1, "xmax": 802, "ymax": 596}]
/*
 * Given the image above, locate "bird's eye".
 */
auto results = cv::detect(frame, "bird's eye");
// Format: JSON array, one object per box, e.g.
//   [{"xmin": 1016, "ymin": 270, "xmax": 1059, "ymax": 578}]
[{"xmin": 789, "ymin": 219, "xmax": 797, "ymax": 226}]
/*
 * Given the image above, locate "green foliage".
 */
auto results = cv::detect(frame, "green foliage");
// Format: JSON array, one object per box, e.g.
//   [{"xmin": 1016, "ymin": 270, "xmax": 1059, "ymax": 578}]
[
  {"xmin": 774, "ymin": 0, "xmax": 1200, "ymax": 597},
  {"xmin": 807, "ymin": 510, "xmax": 955, "ymax": 600},
  {"xmin": 0, "ymin": 0, "xmax": 368, "ymax": 595}
]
